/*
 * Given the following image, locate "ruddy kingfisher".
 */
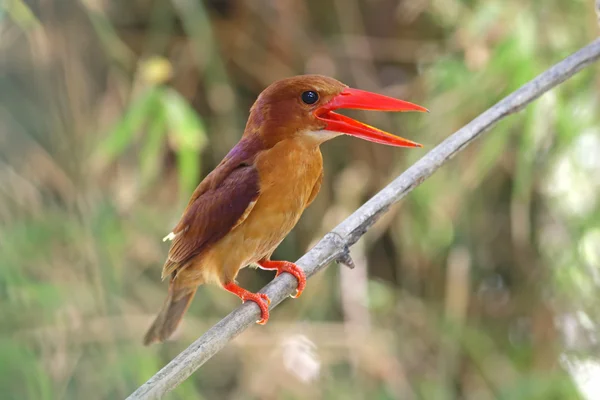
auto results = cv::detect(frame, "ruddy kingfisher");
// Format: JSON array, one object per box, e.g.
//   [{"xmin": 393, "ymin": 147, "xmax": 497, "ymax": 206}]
[{"xmin": 144, "ymin": 75, "xmax": 427, "ymax": 345}]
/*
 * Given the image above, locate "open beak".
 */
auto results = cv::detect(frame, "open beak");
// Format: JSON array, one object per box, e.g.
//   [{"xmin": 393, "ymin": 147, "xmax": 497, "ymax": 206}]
[{"xmin": 314, "ymin": 88, "xmax": 428, "ymax": 148}]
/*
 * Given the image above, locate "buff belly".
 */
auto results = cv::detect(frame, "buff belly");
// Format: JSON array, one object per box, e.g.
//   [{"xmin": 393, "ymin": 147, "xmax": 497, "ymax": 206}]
[{"xmin": 180, "ymin": 138, "xmax": 324, "ymax": 286}]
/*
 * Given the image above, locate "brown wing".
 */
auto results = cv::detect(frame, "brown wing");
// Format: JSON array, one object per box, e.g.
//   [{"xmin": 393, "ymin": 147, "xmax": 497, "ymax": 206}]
[{"xmin": 161, "ymin": 161, "xmax": 260, "ymax": 279}]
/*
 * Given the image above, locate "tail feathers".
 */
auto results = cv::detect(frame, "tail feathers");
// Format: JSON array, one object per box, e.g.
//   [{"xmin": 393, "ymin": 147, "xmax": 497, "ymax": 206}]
[{"xmin": 143, "ymin": 285, "xmax": 197, "ymax": 346}]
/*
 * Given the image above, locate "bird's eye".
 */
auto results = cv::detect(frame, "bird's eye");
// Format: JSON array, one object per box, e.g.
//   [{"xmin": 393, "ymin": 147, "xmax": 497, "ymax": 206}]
[{"xmin": 301, "ymin": 91, "xmax": 319, "ymax": 105}]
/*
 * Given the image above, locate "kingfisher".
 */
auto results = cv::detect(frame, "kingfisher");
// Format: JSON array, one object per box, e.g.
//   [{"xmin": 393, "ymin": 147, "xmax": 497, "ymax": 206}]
[{"xmin": 143, "ymin": 75, "xmax": 427, "ymax": 345}]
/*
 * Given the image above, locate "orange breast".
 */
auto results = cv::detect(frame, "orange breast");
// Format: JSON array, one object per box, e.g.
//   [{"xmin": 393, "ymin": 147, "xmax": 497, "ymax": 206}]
[{"xmin": 193, "ymin": 137, "xmax": 323, "ymax": 284}]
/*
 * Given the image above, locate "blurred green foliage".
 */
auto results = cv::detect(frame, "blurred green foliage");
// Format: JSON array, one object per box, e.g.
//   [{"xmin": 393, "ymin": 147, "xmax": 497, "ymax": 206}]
[
  {"xmin": 0, "ymin": 0, "xmax": 598, "ymax": 399},
  {"xmin": 99, "ymin": 78, "xmax": 208, "ymax": 197}
]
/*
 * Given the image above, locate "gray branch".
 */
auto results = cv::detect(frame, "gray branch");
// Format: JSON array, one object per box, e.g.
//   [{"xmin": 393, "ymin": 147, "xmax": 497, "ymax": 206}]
[{"xmin": 127, "ymin": 38, "xmax": 600, "ymax": 400}]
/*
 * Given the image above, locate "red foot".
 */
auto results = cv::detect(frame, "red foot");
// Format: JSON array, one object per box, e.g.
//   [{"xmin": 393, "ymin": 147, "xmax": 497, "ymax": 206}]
[
  {"xmin": 258, "ymin": 260, "xmax": 306, "ymax": 298},
  {"xmin": 223, "ymin": 282, "xmax": 271, "ymax": 324}
]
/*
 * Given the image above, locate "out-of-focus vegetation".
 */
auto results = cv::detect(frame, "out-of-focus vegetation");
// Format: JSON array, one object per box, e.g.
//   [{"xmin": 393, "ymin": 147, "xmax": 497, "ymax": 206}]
[{"xmin": 1, "ymin": 0, "xmax": 599, "ymax": 399}]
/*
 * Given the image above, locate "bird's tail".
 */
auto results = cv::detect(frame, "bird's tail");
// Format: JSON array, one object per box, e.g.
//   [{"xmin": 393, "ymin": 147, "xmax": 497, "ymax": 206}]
[{"xmin": 143, "ymin": 281, "xmax": 197, "ymax": 346}]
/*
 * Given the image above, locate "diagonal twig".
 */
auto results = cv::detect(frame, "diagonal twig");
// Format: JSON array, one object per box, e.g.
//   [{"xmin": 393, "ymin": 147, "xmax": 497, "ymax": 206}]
[{"xmin": 127, "ymin": 38, "xmax": 600, "ymax": 400}]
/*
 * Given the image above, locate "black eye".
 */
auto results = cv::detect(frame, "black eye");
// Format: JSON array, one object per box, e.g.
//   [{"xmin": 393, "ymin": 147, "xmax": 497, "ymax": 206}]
[{"xmin": 301, "ymin": 91, "xmax": 319, "ymax": 105}]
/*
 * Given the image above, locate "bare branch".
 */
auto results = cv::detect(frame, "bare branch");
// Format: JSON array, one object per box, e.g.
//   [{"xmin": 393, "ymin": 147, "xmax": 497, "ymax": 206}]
[{"xmin": 127, "ymin": 38, "xmax": 600, "ymax": 400}]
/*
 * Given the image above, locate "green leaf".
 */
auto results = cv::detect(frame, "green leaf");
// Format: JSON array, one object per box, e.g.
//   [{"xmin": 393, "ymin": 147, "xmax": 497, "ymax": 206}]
[
  {"xmin": 98, "ymin": 86, "xmax": 161, "ymax": 162},
  {"xmin": 162, "ymin": 88, "xmax": 207, "ymax": 151},
  {"xmin": 162, "ymin": 88, "xmax": 207, "ymax": 197},
  {"xmin": 176, "ymin": 146, "xmax": 200, "ymax": 198},
  {"xmin": 3, "ymin": 0, "xmax": 42, "ymax": 31},
  {"xmin": 139, "ymin": 107, "xmax": 167, "ymax": 188}
]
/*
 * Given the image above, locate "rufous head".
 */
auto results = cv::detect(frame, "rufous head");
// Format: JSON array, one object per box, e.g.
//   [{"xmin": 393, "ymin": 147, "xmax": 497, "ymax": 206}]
[{"xmin": 245, "ymin": 74, "xmax": 428, "ymax": 147}]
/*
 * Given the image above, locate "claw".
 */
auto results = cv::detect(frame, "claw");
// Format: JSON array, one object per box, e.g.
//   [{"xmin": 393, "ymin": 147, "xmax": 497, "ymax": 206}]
[
  {"xmin": 259, "ymin": 292, "xmax": 271, "ymax": 306},
  {"xmin": 223, "ymin": 282, "xmax": 271, "ymax": 324},
  {"xmin": 258, "ymin": 260, "xmax": 306, "ymax": 298}
]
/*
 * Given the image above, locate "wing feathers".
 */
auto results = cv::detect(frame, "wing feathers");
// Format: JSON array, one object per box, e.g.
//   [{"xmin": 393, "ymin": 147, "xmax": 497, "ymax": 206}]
[{"xmin": 161, "ymin": 162, "xmax": 260, "ymax": 279}]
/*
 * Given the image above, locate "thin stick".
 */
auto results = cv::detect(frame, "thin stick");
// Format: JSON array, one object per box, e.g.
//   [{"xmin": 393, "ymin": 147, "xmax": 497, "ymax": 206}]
[{"xmin": 127, "ymin": 38, "xmax": 600, "ymax": 400}]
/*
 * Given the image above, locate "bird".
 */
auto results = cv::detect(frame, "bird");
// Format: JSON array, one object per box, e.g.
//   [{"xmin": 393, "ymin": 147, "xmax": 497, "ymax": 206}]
[{"xmin": 143, "ymin": 74, "xmax": 427, "ymax": 345}]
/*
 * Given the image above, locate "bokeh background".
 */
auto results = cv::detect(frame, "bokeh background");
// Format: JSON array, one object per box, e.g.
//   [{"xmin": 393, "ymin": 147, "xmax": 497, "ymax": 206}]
[{"xmin": 1, "ymin": 0, "xmax": 599, "ymax": 399}]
